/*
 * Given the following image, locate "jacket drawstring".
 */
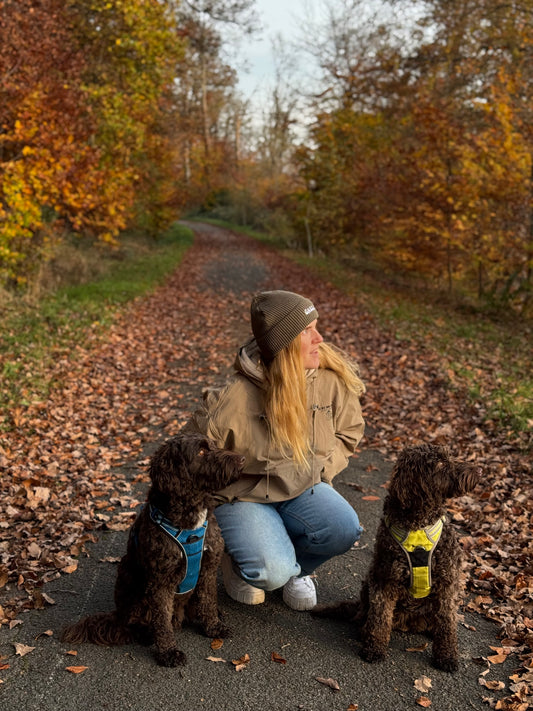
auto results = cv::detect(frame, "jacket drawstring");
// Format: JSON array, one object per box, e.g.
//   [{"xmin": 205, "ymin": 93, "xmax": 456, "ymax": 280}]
[{"xmin": 310, "ymin": 372, "xmax": 317, "ymax": 494}]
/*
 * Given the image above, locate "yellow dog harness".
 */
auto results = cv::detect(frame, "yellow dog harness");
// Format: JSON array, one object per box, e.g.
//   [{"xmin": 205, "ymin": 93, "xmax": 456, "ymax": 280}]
[{"xmin": 386, "ymin": 516, "xmax": 445, "ymax": 598}]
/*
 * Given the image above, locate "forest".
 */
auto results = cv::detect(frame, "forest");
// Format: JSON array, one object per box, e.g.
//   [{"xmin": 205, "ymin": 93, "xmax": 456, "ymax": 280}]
[{"xmin": 1, "ymin": 0, "xmax": 532, "ymax": 315}]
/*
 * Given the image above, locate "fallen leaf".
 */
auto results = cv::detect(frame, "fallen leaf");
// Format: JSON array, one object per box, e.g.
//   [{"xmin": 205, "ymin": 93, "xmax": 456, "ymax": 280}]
[
  {"xmin": 316, "ymin": 677, "xmax": 340, "ymax": 691},
  {"xmin": 27, "ymin": 542, "xmax": 41, "ymax": 558},
  {"xmin": 406, "ymin": 643, "xmax": 429, "ymax": 652},
  {"xmin": 271, "ymin": 651, "xmax": 286, "ymax": 664},
  {"xmin": 347, "ymin": 705, "xmax": 359, "ymax": 710},
  {"xmin": 66, "ymin": 666, "xmax": 88, "ymax": 674},
  {"xmin": 62, "ymin": 563, "xmax": 78, "ymax": 575},
  {"xmin": 487, "ymin": 653, "xmax": 507, "ymax": 664},
  {"xmin": 14, "ymin": 643, "xmax": 35, "ymax": 657},
  {"xmin": 462, "ymin": 623, "xmax": 476, "ymax": 631},
  {"xmin": 479, "ymin": 679, "xmax": 505, "ymax": 690},
  {"xmin": 416, "ymin": 697, "xmax": 431, "ymax": 707},
  {"xmin": 414, "ymin": 676, "xmax": 432, "ymax": 693},
  {"xmin": 34, "ymin": 629, "xmax": 53, "ymax": 640},
  {"xmin": 0, "ymin": 663, "xmax": 9, "ymax": 671},
  {"xmin": 210, "ymin": 638, "xmax": 224, "ymax": 650},
  {"xmin": 361, "ymin": 496, "xmax": 380, "ymax": 501},
  {"xmin": 66, "ymin": 650, "xmax": 78, "ymax": 656},
  {"xmin": 231, "ymin": 653, "xmax": 250, "ymax": 671},
  {"xmin": 206, "ymin": 656, "xmax": 226, "ymax": 663}
]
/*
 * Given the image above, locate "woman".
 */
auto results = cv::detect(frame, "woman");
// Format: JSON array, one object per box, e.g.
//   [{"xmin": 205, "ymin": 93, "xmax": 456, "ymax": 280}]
[{"xmin": 185, "ymin": 289, "xmax": 365, "ymax": 610}]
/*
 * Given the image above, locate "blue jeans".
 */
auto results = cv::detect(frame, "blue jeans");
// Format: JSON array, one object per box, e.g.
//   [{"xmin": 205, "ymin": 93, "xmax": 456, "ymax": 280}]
[{"xmin": 215, "ymin": 482, "xmax": 362, "ymax": 591}]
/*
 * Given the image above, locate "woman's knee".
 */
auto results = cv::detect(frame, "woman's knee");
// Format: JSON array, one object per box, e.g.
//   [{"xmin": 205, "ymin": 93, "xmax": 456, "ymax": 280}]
[
  {"xmin": 240, "ymin": 556, "xmax": 298, "ymax": 591},
  {"xmin": 310, "ymin": 510, "xmax": 363, "ymax": 554}
]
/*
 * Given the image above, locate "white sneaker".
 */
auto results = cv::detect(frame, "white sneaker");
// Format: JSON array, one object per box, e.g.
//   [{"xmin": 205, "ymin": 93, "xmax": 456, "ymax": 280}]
[
  {"xmin": 283, "ymin": 575, "xmax": 317, "ymax": 611},
  {"xmin": 221, "ymin": 553, "xmax": 265, "ymax": 605}
]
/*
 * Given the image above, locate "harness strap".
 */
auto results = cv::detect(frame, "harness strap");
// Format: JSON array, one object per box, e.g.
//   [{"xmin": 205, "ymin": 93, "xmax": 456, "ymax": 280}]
[
  {"xmin": 387, "ymin": 516, "xmax": 445, "ymax": 598},
  {"xmin": 149, "ymin": 504, "xmax": 208, "ymax": 595}
]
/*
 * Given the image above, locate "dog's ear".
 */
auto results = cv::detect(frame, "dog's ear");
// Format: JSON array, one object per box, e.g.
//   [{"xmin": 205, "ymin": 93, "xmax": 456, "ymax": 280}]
[
  {"xmin": 444, "ymin": 460, "xmax": 481, "ymax": 498},
  {"xmin": 388, "ymin": 449, "xmax": 433, "ymax": 510},
  {"xmin": 149, "ymin": 437, "xmax": 190, "ymax": 493}
]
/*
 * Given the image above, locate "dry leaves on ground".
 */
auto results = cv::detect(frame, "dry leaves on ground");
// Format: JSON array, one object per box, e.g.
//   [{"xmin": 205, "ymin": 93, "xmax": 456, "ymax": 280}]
[{"xmin": 0, "ymin": 226, "xmax": 531, "ymax": 707}]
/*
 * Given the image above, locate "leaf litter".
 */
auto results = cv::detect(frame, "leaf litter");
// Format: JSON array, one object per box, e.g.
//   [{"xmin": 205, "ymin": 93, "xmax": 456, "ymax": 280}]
[{"xmin": 0, "ymin": 227, "xmax": 531, "ymax": 708}]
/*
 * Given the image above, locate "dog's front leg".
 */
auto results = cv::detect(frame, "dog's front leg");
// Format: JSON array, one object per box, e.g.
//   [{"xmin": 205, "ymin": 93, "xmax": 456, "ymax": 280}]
[
  {"xmin": 430, "ymin": 589, "xmax": 460, "ymax": 672},
  {"xmin": 149, "ymin": 587, "xmax": 186, "ymax": 667},
  {"xmin": 187, "ymin": 549, "xmax": 230, "ymax": 639},
  {"xmin": 360, "ymin": 584, "xmax": 398, "ymax": 663}
]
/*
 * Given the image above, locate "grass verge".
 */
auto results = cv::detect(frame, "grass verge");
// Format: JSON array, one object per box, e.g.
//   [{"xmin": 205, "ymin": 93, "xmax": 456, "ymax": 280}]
[{"xmin": 0, "ymin": 223, "xmax": 193, "ymax": 429}]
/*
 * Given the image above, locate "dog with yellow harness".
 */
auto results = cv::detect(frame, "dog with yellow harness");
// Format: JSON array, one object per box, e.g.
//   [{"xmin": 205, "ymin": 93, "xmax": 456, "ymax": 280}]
[{"xmin": 312, "ymin": 443, "xmax": 480, "ymax": 672}]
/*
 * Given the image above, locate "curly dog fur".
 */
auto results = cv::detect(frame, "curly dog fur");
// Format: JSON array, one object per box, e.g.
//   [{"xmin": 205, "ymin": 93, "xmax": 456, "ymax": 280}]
[
  {"xmin": 61, "ymin": 432, "xmax": 244, "ymax": 667},
  {"xmin": 313, "ymin": 443, "xmax": 480, "ymax": 672}
]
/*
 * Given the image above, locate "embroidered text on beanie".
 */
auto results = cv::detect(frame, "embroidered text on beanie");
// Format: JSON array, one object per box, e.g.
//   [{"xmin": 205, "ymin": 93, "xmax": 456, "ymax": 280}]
[{"xmin": 250, "ymin": 290, "xmax": 318, "ymax": 360}]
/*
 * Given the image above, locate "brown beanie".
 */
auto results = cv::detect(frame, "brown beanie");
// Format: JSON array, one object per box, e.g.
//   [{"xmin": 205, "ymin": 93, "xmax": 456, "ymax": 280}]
[{"xmin": 250, "ymin": 290, "xmax": 319, "ymax": 360}]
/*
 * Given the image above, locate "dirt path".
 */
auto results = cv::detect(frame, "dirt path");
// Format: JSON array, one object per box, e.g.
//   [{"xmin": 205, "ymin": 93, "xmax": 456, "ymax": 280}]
[{"xmin": 0, "ymin": 223, "xmax": 527, "ymax": 710}]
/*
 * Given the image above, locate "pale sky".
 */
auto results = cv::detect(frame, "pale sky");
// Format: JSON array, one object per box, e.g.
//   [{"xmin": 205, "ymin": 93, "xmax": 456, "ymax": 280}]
[{"xmin": 236, "ymin": 0, "xmax": 307, "ymax": 99}]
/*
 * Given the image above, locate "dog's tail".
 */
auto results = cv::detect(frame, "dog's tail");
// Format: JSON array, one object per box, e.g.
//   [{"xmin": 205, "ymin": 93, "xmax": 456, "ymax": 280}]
[
  {"xmin": 311, "ymin": 599, "xmax": 362, "ymax": 621},
  {"xmin": 61, "ymin": 612, "xmax": 134, "ymax": 647}
]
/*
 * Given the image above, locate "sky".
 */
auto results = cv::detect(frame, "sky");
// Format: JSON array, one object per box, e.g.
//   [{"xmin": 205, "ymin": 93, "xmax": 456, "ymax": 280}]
[{"xmin": 235, "ymin": 0, "xmax": 307, "ymax": 101}]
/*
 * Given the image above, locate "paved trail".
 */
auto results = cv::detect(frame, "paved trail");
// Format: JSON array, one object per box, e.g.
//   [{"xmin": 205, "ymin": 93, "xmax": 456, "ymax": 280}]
[{"xmin": 0, "ymin": 224, "xmax": 508, "ymax": 711}]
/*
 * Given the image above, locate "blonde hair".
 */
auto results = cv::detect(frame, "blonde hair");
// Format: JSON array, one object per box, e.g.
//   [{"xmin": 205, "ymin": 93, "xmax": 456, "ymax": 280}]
[{"xmin": 262, "ymin": 338, "xmax": 365, "ymax": 466}]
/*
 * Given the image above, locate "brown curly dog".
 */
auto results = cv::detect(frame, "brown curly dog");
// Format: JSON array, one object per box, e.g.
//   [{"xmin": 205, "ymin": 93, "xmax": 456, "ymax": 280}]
[
  {"xmin": 313, "ymin": 443, "xmax": 480, "ymax": 672},
  {"xmin": 61, "ymin": 432, "xmax": 244, "ymax": 667}
]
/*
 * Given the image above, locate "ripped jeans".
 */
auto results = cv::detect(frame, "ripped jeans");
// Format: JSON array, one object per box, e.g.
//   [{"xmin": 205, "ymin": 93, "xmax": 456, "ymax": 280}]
[{"xmin": 214, "ymin": 482, "xmax": 362, "ymax": 591}]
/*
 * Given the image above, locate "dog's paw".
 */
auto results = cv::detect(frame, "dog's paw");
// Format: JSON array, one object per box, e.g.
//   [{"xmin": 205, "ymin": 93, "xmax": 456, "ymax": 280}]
[
  {"xmin": 432, "ymin": 655, "xmax": 459, "ymax": 673},
  {"xmin": 154, "ymin": 647, "xmax": 187, "ymax": 668},
  {"xmin": 360, "ymin": 645, "xmax": 387, "ymax": 663},
  {"xmin": 205, "ymin": 622, "xmax": 231, "ymax": 639}
]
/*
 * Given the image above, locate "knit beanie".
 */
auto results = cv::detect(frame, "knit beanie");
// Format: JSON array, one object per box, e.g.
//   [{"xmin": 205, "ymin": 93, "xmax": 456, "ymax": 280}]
[{"xmin": 250, "ymin": 290, "xmax": 319, "ymax": 360}]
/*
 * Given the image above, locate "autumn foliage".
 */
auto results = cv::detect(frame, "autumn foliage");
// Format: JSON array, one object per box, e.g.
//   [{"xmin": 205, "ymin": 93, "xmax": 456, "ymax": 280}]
[
  {"xmin": 0, "ymin": 0, "xmax": 248, "ymax": 288},
  {"xmin": 290, "ymin": 0, "xmax": 533, "ymax": 313}
]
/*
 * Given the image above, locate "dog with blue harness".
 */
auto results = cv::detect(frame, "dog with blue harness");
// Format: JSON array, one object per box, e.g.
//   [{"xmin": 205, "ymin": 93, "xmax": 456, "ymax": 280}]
[{"xmin": 61, "ymin": 432, "xmax": 244, "ymax": 667}]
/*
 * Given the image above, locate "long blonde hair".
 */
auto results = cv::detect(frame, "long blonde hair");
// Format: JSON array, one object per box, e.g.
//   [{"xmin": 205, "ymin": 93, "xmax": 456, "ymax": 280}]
[{"xmin": 262, "ymin": 338, "xmax": 365, "ymax": 466}]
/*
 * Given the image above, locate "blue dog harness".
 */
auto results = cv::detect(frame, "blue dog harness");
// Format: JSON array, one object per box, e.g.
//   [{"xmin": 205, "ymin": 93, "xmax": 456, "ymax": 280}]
[{"xmin": 149, "ymin": 504, "xmax": 208, "ymax": 595}]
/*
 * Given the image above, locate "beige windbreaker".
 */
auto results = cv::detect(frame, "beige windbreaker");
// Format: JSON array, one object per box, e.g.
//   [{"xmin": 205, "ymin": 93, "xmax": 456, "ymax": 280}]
[{"xmin": 184, "ymin": 340, "xmax": 365, "ymax": 504}]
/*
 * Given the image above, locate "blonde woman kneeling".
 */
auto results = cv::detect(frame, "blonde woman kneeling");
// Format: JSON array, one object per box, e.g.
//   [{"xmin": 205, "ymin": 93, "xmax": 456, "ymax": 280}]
[{"xmin": 185, "ymin": 289, "xmax": 366, "ymax": 610}]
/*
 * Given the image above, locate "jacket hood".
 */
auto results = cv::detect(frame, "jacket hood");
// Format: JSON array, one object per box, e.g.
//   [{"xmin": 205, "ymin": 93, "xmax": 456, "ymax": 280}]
[{"xmin": 234, "ymin": 338, "xmax": 265, "ymax": 388}]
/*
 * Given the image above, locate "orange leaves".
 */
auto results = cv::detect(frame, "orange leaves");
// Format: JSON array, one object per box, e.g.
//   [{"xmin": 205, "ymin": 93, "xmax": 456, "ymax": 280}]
[
  {"xmin": 66, "ymin": 666, "xmax": 88, "ymax": 674},
  {"xmin": 414, "ymin": 676, "xmax": 432, "ymax": 707},
  {"xmin": 231, "ymin": 654, "xmax": 250, "ymax": 672},
  {"xmin": 0, "ymin": 0, "xmax": 187, "ymax": 289},
  {"xmin": 271, "ymin": 652, "xmax": 286, "ymax": 665}
]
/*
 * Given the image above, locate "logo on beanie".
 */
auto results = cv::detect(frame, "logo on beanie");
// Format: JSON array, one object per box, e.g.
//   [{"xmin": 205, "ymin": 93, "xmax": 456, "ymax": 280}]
[{"xmin": 304, "ymin": 305, "xmax": 315, "ymax": 315}]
